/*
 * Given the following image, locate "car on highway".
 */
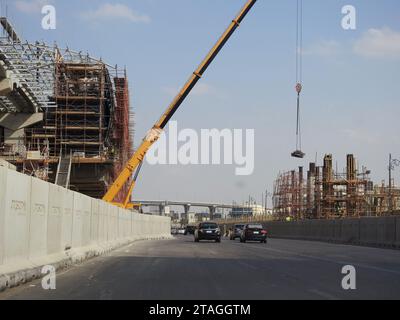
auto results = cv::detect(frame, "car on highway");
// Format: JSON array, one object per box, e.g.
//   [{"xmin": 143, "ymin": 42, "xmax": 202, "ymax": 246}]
[
  {"xmin": 229, "ymin": 224, "xmax": 245, "ymax": 240},
  {"xmin": 184, "ymin": 225, "xmax": 196, "ymax": 235},
  {"xmin": 194, "ymin": 222, "xmax": 221, "ymax": 243},
  {"xmin": 240, "ymin": 224, "xmax": 267, "ymax": 243}
]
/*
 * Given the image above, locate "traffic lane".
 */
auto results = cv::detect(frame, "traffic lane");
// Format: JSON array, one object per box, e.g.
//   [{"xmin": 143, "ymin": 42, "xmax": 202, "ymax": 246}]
[
  {"xmin": 2, "ymin": 237, "xmax": 316, "ymax": 300},
  {"xmin": 229, "ymin": 240, "xmax": 400, "ymax": 300},
  {"xmin": 1, "ymin": 236, "xmax": 400, "ymax": 300},
  {"xmin": 260, "ymin": 237, "xmax": 400, "ymax": 274}
]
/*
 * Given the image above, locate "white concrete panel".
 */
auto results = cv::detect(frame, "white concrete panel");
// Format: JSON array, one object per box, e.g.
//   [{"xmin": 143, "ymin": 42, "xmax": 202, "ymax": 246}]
[
  {"xmin": 127, "ymin": 211, "xmax": 132, "ymax": 237},
  {"xmin": 47, "ymin": 184, "xmax": 63, "ymax": 255},
  {"xmin": 120, "ymin": 209, "xmax": 127, "ymax": 238},
  {"xmin": 106, "ymin": 204, "xmax": 116, "ymax": 241},
  {"xmin": 118, "ymin": 208, "xmax": 124, "ymax": 239},
  {"xmin": 72, "ymin": 192, "xmax": 84, "ymax": 247},
  {"xmin": 0, "ymin": 166, "xmax": 7, "ymax": 265},
  {"xmin": 81, "ymin": 195, "xmax": 92, "ymax": 246},
  {"xmin": 124, "ymin": 211, "xmax": 132, "ymax": 238},
  {"xmin": 135, "ymin": 214, "xmax": 142, "ymax": 236},
  {"xmin": 131, "ymin": 213, "xmax": 138, "ymax": 237},
  {"xmin": 29, "ymin": 177, "xmax": 49, "ymax": 259},
  {"xmin": 105, "ymin": 203, "xmax": 112, "ymax": 241},
  {"xmin": 98, "ymin": 200, "xmax": 108, "ymax": 242},
  {"xmin": 91, "ymin": 199, "xmax": 100, "ymax": 243},
  {"xmin": 145, "ymin": 215, "xmax": 150, "ymax": 235},
  {"xmin": 61, "ymin": 189, "xmax": 74, "ymax": 251},
  {"xmin": 119, "ymin": 208, "xmax": 131, "ymax": 239},
  {"xmin": 3, "ymin": 169, "xmax": 31, "ymax": 264},
  {"xmin": 105, "ymin": 203, "xmax": 111, "ymax": 241},
  {"xmin": 150, "ymin": 216, "xmax": 156, "ymax": 236},
  {"xmin": 112, "ymin": 205, "xmax": 119, "ymax": 240}
]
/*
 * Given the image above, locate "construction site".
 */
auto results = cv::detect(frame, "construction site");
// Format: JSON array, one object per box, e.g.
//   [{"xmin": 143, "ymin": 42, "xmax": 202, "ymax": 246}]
[
  {"xmin": 0, "ymin": 17, "xmax": 134, "ymax": 202},
  {"xmin": 273, "ymin": 154, "xmax": 400, "ymax": 220},
  {"xmin": 1, "ymin": 0, "xmax": 400, "ymax": 302}
]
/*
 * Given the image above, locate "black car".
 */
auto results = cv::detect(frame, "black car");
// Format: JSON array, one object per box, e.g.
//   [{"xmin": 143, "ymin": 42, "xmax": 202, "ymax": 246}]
[
  {"xmin": 240, "ymin": 224, "xmax": 267, "ymax": 243},
  {"xmin": 194, "ymin": 222, "xmax": 221, "ymax": 242},
  {"xmin": 229, "ymin": 224, "xmax": 245, "ymax": 240},
  {"xmin": 184, "ymin": 225, "xmax": 196, "ymax": 235}
]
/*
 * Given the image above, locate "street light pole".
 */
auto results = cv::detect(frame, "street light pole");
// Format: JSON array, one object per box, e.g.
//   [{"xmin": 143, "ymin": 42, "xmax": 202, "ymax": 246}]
[
  {"xmin": 388, "ymin": 154, "xmax": 400, "ymax": 213},
  {"xmin": 389, "ymin": 154, "xmax": 392, "ymax": 212}
]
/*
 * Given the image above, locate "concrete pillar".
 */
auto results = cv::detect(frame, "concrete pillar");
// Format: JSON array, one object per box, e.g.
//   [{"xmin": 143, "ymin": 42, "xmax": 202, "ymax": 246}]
[
  {"xmin": 323, "ymin": 154, "xmax": 333, "ymax": 218},
  {"xmin": 209, "ymin": 206, "xmax": 217, "ymax": 220},
  {"xmin": 299, "ymin": 166, "xmax": 303, "ymax": 220},
  {"xmin": 346, "ymin": 154, "xmax": 356, "ymax": 217},
  {"xmin": 0, "ymin": 78, "xmax": 13, "ymax": 96},
  {"xmin": 184, "ymin": 204, "xmax": 191, "ymax": 216},
  {"xmin": 159, "ymin": 204, "xmax": 165, "ymax": 216},
  {"xmin": 291, "ymin": 170, "xmax": 296, "ymax": 219},
  {"xmin": 315, "ymin": 166, "xmax": 321, "ymax": 219}
]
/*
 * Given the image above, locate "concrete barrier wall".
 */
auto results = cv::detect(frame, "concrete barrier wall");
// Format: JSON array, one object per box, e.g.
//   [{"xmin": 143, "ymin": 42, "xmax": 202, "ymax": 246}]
[
  {"xmin": 0, "ymin": 166, "xmax": 6, "ymax": 266},
  {"xmin": 3, "ymin": 169, "xmax": 31, "ymax": 265},
  {"xmin": 0, "ymin": 166, "xmax": 171, "ymax": 288},
  {"xmin": 222, "ymin": 215, "xmax": 400, "ymax": 249},
  {"xmin": 260, "ymin": 217, "xmax": 400, "ymax": 248},
  {"xmin": 29, "ymin": 178, "xmax": 49, "ymax": 260}
]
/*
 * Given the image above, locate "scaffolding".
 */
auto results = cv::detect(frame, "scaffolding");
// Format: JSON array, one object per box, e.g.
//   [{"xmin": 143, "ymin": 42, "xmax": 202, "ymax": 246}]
[
  {"xmin": 0, "ymin": 17, "xmax": 134, "ymax": 199},
  {"xmin": 0, "ymin": 17, "xmax": 55, "ymax": 112},
  {"xmin": 273, "ymin": 154, "xmax": 400, "ymax": 220}
]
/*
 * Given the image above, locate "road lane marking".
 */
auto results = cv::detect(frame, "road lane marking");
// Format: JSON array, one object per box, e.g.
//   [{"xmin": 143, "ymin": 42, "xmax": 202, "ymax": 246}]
[
  {"xmin": 236, "ymin": 260, "xmax": 259, "ymax": 270},
  {"xmin": 308, "ymin": 288, "xmax": 338, "ymax": 300},
  {"xmin": 239, "ymin": 243, "xmax": 400, "ymax": 276}
]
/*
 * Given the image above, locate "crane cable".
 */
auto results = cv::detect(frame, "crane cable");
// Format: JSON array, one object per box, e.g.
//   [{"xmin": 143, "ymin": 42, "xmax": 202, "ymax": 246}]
[{"xmin": 295, "ymin": 0, "xmax": 303, "ymax": 152}]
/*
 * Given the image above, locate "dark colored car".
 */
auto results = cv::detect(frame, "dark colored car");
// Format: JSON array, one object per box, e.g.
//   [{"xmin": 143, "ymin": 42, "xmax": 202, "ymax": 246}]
[
  {"xmin": 230, "ymin": 224, "xmax": 245, "ymax": 240},
  {"xmin": 194, "ymin": 222, "xmax": 221, "ymax": 243},
  {"xmin": 240, "ymin": 224, "xmax": 267, "ymax": 243},
  {"xmin": 184, "ymin": 225, "xmax": 196, "ymax": 235}
]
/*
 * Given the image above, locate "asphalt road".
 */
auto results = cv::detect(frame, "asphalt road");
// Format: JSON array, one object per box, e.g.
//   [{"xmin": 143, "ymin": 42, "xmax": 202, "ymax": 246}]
[{"xmin": 1, "ymin": 236, "xmax": 400, "ymax": 300}]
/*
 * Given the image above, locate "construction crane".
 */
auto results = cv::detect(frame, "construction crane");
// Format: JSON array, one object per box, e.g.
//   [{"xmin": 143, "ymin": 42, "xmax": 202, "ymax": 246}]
[{"xmin": 103, "ymin": 0, "xmax": 258, "ymax": 208}]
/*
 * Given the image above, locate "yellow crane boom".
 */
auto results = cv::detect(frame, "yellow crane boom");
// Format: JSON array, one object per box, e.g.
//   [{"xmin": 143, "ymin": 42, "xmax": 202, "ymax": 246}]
[{"xmin": 103, "ymin": 0, "xmax": 258, "ymax": 207}]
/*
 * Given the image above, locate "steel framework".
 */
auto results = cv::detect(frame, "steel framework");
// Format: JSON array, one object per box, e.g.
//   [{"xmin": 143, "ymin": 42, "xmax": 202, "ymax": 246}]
[{"xmin": 273, "ymin": 154, "xmax": 400, "ymax": 220}]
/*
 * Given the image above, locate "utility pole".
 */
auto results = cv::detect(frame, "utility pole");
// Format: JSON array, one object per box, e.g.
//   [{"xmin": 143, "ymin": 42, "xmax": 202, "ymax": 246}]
[
  {"xmin": 388, "ymin": 154, "xmax": 400, "ymax": 213},
  {"xmin": 389, "ymin": 153, "xmax": 392, "ymax": 212}
]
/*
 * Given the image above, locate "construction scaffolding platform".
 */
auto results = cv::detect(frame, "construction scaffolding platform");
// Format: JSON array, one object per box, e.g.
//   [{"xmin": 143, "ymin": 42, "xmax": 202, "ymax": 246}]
[
  {"xmin": 0, "ymin": 17, "xmax": 134, "ymax": 200},
  {"xmin": 273, "ymin": 154, "xmax": 400, "ymax": 220}
]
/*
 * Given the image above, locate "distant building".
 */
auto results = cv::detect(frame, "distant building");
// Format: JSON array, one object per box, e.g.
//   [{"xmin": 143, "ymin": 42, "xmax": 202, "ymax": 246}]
[
  {"xmin": 230, "ymin": 204, "xmax": 266, "ymax": 218},
  {"xmin": 187, "ymin": 213, "xmax": 198, "ymax": 225}
]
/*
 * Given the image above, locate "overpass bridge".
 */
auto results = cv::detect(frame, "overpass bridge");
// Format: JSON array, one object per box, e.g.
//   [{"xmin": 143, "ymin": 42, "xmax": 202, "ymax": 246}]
[{"xmin": 136, "ymin": 200, "xmax": 238, "ymax": 219}]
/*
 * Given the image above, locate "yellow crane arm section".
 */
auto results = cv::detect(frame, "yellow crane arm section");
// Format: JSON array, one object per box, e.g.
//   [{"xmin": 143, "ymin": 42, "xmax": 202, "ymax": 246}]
[{"xmin": 103, "ymin": 0, "xmax": 258, "ymax": 206}]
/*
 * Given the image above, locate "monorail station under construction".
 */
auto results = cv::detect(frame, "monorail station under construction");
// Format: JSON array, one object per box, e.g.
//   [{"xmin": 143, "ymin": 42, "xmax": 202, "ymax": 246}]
[
  {"xmin": 0, "ymin": 17, "xmax": 133, "ymax": 202},
  {"xmin": 0, "ymin": 0, "xmax": 400, "ymax": 301}
]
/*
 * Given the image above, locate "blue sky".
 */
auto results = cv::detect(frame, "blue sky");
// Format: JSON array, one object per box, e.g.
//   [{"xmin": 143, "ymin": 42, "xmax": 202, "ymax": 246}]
[{"xmin": 7, "ymin": 0, "xmax": 400, "ymax": 205}]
